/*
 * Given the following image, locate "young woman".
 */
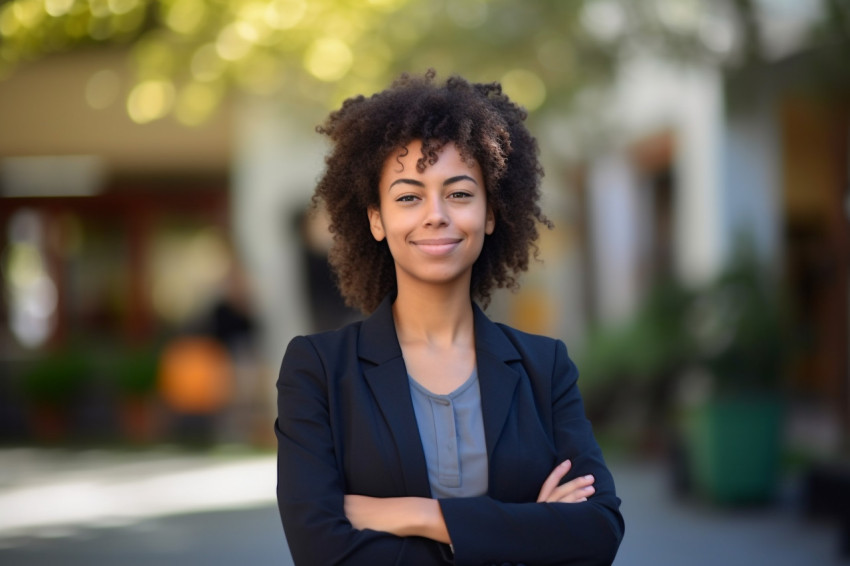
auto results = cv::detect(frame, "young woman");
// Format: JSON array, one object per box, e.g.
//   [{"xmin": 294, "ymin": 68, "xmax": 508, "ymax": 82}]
[{"xmin": 275, "ymin": 71, "xmax": 624, "ymax": 565}]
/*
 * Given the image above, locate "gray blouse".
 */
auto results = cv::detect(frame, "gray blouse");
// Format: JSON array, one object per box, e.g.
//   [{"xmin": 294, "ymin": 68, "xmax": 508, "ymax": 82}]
[{"xmin": 408, "ymin": 369, "xmax": 488, "ymax": 499}]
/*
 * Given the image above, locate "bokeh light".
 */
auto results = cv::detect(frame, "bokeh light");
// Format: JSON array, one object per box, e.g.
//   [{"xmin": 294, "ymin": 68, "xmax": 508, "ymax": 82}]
[
  {"xmin": 174, "ymin": 80, "xmax": 223, "ymax": 125},
  {"xmin": 12, "ymin": 0, "xmax": 45, "ymax": 29},
  {"xmin": 85, "ymin": 69, "xmax": 121, "ymax": 110},
  {"xmin": 4, "ymin": 210, "xmax": 58, "ymax": 348},
  {"xmin": 216, "ymin": 22, "xmax": 254, "ymax": 61},
  {"xmin": 264, "ymin": 0, "xmax": 307, "ymax": 30},
  {"xmin": 44, "ymin": 0, "xmax": 75, "ymax": 18},
  {"xmin": 500, "ymin": 68, "xmax": 546, "ymax": 112},
  {"xmin": 655, "ymin": 0, "xmax": 702, "ymax": 34},
  {"xmin": 126, "ymin": 79, "xmax": 176, "ymax": 123},
  {"xmin": 109, "ymin": 0, "xmax": 140, "ymax": 16},
  {"xmin": 304, "ymin": 36, "xmax": 352, "ymax": 82},
  {"xmin": 158, "ymin": 337, "xmax": 233, "ymax": 414},
  {"xmin": 0, "ymin": 6, "xmax": 20, "ymax": 38},
  {"xmin": 164, "ymin": 0, "xmax": 207, "ymax": 35},
  {"xmin": 580, "ymin": 0, "xmax": 626, "ymax": 43},
  {"xmin": 97, "ymin": 0, "xmax": 119, "ymax": 18}
]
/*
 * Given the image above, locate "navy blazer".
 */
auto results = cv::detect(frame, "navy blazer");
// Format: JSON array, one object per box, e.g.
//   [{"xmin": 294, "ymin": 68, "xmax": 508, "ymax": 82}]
[{"xmin": 275, "ymin": 296, "xmax": 624, "ymax": 566}]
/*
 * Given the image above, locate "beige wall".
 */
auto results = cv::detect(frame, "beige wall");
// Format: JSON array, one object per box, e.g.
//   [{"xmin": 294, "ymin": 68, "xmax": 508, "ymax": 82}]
[{"xmin": 0, "ymin": 48, "xmax": 231, "ymax": 176}]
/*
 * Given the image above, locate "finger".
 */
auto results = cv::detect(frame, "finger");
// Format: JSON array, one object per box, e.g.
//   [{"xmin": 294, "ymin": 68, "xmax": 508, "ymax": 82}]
[
  {"xmin": 546, "ymin": 476, "xmax": 596, "ymax": 503},
  {"xmin": 548, "ymin": 484, "xmax": 594, "ymax": 503},
  {"xmin": 537, "ymin": 460, "xmax": 571, "ymax": 502},
  {"xmin": 536, "ymin": 460, "xmax": 572, "ymax": 502},
  {"xmin": 544, "ymin": 474, "xmax": 594, "ymax": 503}
]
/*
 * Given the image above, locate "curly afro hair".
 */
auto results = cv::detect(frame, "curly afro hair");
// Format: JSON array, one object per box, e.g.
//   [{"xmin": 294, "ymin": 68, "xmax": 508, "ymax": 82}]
[{"xmin": 313, "ymin": 70, "xmax": 552, "ymax": 314}]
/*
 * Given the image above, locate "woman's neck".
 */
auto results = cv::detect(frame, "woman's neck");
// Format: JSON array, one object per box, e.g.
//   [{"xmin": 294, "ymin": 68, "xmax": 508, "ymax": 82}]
[{"xmin": 392, "ymin": 283, "xmax": 475, "ymax": 348}]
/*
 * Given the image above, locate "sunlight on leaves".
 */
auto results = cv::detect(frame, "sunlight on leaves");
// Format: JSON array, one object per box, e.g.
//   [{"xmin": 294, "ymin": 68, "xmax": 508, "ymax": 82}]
[
  {"xmin": 304, "ymin": 36, "xmax": 352, "ymax": 82},
  {"xmin": 127, "ymin": 79, "xmax": 175, "ymax": 123},
  {"xmin": 500, "ymin": 68, "xmax": 546, "ymax": 112}
]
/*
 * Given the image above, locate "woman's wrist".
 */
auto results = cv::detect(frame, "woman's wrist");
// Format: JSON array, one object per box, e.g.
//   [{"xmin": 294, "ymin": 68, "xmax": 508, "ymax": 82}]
[
  {"xmin": 345, "ymin": 494, "xmax": 451, "ymax": 544},
  {"xmin": 410, "ymin": 497, "xmax": 451, "ymax": 544}
]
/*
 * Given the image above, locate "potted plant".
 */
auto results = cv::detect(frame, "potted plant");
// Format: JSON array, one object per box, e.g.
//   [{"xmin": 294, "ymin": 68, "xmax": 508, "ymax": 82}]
[
  {"xmin": 577, "ymin": 277, "xmax": 697, "ymax": 450},
  {"xmin": 114, "ymin": 346, "xmax": 162, "ymax": 443},
  {"xmin": 21, "ymin": 349, "xmax": 92, "ymax": 441},
  {"xmin": 681, "ymin": 251, "xmax": 791, "ymax": 504}
]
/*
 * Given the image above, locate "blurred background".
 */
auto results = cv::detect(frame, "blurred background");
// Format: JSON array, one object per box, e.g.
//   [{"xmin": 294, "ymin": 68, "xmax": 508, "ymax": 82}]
[{"xmin": 1, "ymin": 0, "xmax": 849, "ymax": 564}]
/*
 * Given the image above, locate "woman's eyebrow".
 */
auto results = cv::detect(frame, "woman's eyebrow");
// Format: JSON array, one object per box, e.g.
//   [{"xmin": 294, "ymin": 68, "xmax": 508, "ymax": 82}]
[
  {"xmin": 444, "ymin": 175, "xmax": 478, "ymax": 186},
  {"xmin": 388, "ymin": 175, "xmax": 478, "ymax": 190},
  {"xmin": 389, "ymin": 178, "xmax": 425, "ymax": 189}
]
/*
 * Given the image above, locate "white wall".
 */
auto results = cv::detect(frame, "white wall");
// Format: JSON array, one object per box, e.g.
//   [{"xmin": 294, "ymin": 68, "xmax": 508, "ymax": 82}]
[
  {"xmin": 587, "ymin": 151, "xmax": 643, "ymax": 324},
  {"xmin": 597, "ymin": 56, "xmax": 729, "ymax": 294},
  {"xmin": 672, "ymin": 64, "xmax": 727, "ymax": 285},
  {"xmin": 721, "ymin": 86, "xmax": 782, "ymax": 266},
  {"xmin": 231, "ymin": 96, "xmax": 327, "ymax": 391}
]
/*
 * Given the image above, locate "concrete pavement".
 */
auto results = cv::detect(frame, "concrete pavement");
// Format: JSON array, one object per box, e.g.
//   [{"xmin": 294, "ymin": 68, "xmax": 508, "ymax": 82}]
[{"xmin": 0, "ymin": 447, "xmax": 845, "ymax": 565}]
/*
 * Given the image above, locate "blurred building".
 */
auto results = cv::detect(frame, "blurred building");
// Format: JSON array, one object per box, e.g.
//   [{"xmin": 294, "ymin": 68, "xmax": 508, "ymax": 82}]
[
  {"xmin": 0, "ymin": 48, "xmax": 233, "ymax": 344},
  {"xmin": 571, "ymin": 2, "xmax": 849, "ymax": 453},
  {"xmin": 0, "ymin": 48, "xmax": 239, "ymax": 441},
  {"xmin": 1, "ymin": 1, "xmax": 848, "ymax": 455}
]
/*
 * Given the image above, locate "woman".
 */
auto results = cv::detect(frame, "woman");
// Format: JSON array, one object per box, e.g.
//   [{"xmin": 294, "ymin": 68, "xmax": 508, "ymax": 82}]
[{"xmin": 276, "ymin": 71, "xmax": 624, "ymax": 565}]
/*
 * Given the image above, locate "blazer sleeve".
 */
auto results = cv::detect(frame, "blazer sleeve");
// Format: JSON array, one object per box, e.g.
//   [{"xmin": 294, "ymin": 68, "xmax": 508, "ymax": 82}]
[
  {"xmin": 276, "ymin": 335, "xmax": 449, "ymax": 566},
  {"xmin": 439, "ymin": 339, "xmax": 625, "ymax": 566}
]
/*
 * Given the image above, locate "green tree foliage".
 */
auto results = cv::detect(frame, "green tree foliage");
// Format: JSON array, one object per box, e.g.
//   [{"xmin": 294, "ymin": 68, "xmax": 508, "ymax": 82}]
[{"xmin": 1, "ymin": 0, "xmax": 848, "ymax": 123}]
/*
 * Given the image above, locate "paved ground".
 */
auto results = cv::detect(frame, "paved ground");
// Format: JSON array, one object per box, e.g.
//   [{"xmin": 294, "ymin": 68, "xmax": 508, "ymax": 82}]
[
  {"xmin": 614, "ymin": 459, "xmax": 845, "ymax": 566},
  {"xmin": 0, "ymin": 447, "xmax": 845, "ymax": 565}
]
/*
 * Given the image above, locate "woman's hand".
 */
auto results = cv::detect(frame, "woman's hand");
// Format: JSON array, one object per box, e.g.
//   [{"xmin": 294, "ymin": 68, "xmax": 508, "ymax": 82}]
[
  {"xmin": 343, "ymin": 461, "xmax": 592, "ymax": 544},
  {"xmin": 344, "ymin": 494, "xmax": 451, "ymax": 544},
  {"xmin": 536, "ymin": 460, "xmax": 596, "ymax": 503}
]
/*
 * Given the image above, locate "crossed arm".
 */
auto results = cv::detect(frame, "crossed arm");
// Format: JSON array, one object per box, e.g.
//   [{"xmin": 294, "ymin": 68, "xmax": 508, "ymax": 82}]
[
  {"xmin": 344, "ymin": 459, "xmax": 596, "ymax": 544},
  {"xmin": 277, "ymin": 335, "xmax": 623, "ymax": 565}
]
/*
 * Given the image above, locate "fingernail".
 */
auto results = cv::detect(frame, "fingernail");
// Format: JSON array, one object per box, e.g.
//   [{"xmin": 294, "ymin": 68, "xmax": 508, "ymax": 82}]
[
  {"xmin": 561, "ymin": 459, "xmax": 571, "ymax": 467},
  {"xmin": 584, "ymin": 475, "xmax": 594, "ymax": 481}
]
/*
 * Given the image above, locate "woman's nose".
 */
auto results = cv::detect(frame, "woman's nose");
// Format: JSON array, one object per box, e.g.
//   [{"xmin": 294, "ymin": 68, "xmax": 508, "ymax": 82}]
[{"xmin": 423, "ymin": 197, "xmax": 449, "ymax": 227}]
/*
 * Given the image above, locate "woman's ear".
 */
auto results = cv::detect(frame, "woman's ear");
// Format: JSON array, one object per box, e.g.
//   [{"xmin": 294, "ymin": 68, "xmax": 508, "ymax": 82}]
[
  {"xmin": 485, "ymin": 206, "xmax": 496, "ymax": 235},
  {"xmin": 368, "ymin": 207, "xmax": 385, "ymax": 241}
]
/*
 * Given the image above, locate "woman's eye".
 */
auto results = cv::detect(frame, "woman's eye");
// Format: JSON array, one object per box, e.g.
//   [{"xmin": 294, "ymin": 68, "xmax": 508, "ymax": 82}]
[
  {"xmin": 449, "ymin": 191, "xmax": 473, "ymax": 199},
  {"xmin": 396, "ymin": 195, "xmax": 418, "ymax": 202}
]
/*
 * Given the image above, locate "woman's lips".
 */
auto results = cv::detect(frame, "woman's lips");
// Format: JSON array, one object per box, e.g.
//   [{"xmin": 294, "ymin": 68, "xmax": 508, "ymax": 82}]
[{"xmin": 412, "ymin": 238, "xmax": 462, "ymax": 255}]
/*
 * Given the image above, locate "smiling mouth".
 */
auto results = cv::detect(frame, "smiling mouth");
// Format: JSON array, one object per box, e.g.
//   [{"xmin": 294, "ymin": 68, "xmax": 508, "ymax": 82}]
[{"xmin": 412, "ymin": 238, "xmax": 462, "ymax": 255}]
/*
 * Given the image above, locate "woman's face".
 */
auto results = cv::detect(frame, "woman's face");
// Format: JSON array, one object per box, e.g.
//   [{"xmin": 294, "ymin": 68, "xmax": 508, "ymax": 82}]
[{"xmin": 368, "ymin": 140, "xmax": 495, "ymax": 291}]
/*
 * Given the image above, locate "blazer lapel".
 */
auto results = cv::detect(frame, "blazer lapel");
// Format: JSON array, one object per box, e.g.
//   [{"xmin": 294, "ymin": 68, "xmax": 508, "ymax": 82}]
[
  {"xmin": 358, "ymin": 297, "xmax": 524, "ymax": 495},
  {"xmin": 359, "ymin": 296, "xmax": 431, "ymax": 497},
  {"xmin": 473, "ymin": 304, "xmax": 522, "ymax": 461}
]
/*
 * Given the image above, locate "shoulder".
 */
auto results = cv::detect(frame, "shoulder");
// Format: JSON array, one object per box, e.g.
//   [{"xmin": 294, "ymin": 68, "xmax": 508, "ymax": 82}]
[
  {"xmin": 492, "ymin": 322, "xmax": 565, "ymax": 357},
  {"xmin": 488, "ymin": 321, "xmax": 576, "ymax": 381},
  {"xmin": 283, "ymin": 320, "xmax": 365, "ymax": 365},
  {"xmin": 302, "ymin": 319, "xmax": 365, "ymax": 346}
]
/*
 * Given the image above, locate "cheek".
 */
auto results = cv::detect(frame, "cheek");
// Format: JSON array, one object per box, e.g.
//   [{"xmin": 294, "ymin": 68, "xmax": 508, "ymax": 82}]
[
  {"xmin": 378, "ymin": 217, "xmax": 407, "ymax": 254},
  {"xmin": 468, "ymin": 206, "xmax": 493, "ymax": 235}
]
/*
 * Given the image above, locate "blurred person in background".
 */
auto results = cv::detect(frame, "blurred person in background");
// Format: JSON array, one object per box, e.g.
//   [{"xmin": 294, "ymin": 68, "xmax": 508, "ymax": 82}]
[
  {"xmin": 275, "ymin": 71, "xmax": 624, "ymax": 565},
  {"xmin": 158, "ymin": 263, "xmax": 260, "ymax": 445},
  {"xmin": 205, "ymin": 264, "xmax": 262, "ymax": 443}
]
